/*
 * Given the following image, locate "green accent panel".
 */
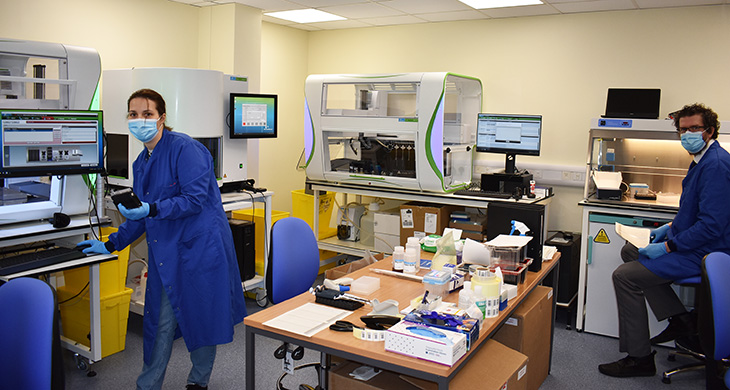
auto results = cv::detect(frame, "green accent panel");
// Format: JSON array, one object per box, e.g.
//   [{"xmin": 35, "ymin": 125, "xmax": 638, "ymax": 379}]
[
  {"xmin": 402, "ymin": 118, "xmax": 418, "ymax": 122},
  {"xmin": 587, "ymin": 236, "xmax": 593, "ymax": 264},
  {"xmin": 349, "ymin": 175, "xmax": 386, "ymax": 180},
  {"xmin": 89, "ymin": 84, "xmax": 100, "ymax": 110},
  {"xmin": 304, "ymin": 101, "xmax": 316, "ymax": 169}
]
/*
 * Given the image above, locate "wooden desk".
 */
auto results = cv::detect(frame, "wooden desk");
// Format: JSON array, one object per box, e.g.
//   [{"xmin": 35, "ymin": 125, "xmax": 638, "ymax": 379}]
[{"xmin": 244, "ymin": 254, "xmax": 560, "ymax": 390}]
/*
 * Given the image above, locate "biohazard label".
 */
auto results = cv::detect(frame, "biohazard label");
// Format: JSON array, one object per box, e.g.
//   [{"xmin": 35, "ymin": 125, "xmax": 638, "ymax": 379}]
[{"xmin": 594, "ymin": 228, "xmax": 610, "ymax": 244}]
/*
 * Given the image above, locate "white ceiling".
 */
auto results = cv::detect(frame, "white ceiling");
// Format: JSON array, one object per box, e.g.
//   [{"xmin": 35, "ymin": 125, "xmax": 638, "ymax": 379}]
[{"xmin": 168, "ymin": 0, "xmax": 729, "ymax": 31}]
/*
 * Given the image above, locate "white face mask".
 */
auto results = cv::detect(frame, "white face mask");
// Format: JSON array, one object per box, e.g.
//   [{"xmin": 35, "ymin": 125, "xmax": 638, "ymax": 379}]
[{"xmin": 128, "ymin": 118, "xmax": 160, "ymax": 142}]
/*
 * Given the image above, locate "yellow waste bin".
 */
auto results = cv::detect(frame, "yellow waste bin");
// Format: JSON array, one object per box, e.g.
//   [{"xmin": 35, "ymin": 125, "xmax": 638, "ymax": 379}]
[
  {"xmin": 291, "ymin": 189, "xmax": 337, "ymax": 240},
  {"xmin": 62, "ymin": 226, "xmax": 130, "ymax": 297}
]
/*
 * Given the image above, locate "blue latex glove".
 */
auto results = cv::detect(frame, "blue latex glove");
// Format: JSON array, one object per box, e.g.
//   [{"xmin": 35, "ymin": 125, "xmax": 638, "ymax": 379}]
[
  {"xmin": 638, "ymin": 242, "xmax": 668, "ymax": 259},
  {"xmin": 650, "ymin": 223, "xmax": 671, "ymax": 243},
  {"xmin": 118, "ymin": 202, "xmax": 150, "ymax": 220},
  {"xmin": 77, "ymin": 239, "xmax": 110, "ymax": 255}
]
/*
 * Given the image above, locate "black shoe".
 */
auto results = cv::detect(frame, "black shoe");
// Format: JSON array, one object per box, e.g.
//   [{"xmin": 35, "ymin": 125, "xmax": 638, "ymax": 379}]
[
  {"xmin": 598, "ymin": 351, "xmax": 656, "ymax": 377},
  {"xmin": 651, "ymin": 312, "xmax": 696, "ymax": 345},
  {"xmin": 186, "ymin": 385, "xmax": 207, "ymax": 390}
]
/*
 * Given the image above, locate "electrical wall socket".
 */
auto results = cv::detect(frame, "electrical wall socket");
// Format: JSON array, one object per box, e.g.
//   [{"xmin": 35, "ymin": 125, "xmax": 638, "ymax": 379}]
[{"xmin": 562, "ymin": 171, "xmax": 571, "ymax": 181}]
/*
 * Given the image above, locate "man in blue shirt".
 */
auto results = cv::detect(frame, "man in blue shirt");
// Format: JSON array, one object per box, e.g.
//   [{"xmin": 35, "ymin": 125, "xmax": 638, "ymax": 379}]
[{"xmin": 599, "ymin": 103, "xmax": 730, "ymax": 377}]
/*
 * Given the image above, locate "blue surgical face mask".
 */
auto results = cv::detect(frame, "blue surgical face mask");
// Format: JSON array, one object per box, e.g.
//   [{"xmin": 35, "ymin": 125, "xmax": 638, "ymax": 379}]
[
  {"xmin": 680, "ymin": 131, "xmax": 706, "ymax": 154},
  {"xmin": 128, "ymin": 118, "xmax": 160, "ymax": 143}
]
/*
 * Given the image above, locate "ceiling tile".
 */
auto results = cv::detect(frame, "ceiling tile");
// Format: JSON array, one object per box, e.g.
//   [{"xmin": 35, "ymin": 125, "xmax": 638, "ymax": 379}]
[
  {"xmin": 383, "ymin": 0, "xmax": 472, "ymax": 14},
  {"xmin": 417, "ymin": 9, "xmax": 489, "ymax": 22},
  {"xmin": 287, "ymin": 0, "xmax": 369, "ymax": 7},
  {"xmin": 226, "ymin": 0, "xmax": 302, "ymax": 12},
  {"xmin": 551, "ymin": 0, "xmax": 636, "ymax": 13},
  {"xmin": 262, "ymin": 15, "xmax": 297, "ymax": 25},
  {"xmin": 358, "ymin": 14, "xmax": 428, "ymax": 26},
  {"xmin": 480, "ymin": 4, "xmax": 560, "ymax": 17},
  {"xmin": 320, "ymin": 2, "xmax": 406, "ymax": 18},
  {"xmin": 635, "ymin": 0, "xmax": 723, "ymax": 8}
]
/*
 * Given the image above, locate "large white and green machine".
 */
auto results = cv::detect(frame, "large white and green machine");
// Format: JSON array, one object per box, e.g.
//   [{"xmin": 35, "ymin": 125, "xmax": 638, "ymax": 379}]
[{"xmin": 303, "ymin": 72, "xmax": 482, "ymax": 193}]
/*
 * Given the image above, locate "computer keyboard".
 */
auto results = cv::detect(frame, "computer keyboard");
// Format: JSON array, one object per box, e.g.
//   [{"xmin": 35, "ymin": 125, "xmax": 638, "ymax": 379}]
[
  {"xmin": 0, "ymin": 247, "xmax": 87, "ymax": 276},
  {"xmin": 453, "ymin": 189, "xmax": 513, "ymax": 199}
]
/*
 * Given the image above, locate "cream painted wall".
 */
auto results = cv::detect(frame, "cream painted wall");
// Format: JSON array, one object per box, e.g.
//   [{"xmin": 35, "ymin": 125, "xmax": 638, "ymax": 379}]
[
  {"xmin": 260, "ymin": 22, "xmax": 310, "ymax": 212},
  {"xmin": 303, "ymin": 5, "xmax": 730, "ymax": 233},
  {"xmin": 1, "ymin": 0, "xmax": 199, "ymax": 70}
]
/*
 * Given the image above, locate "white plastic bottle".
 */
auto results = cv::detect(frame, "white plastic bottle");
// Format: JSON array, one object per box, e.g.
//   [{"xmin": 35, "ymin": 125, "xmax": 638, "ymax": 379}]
[
  {"xmin": 392, "ymin": 245, "xmax": 405, "ymax": 271},
  {"xmin": 359, "ymin": 202, "xmax": 379, "ymax": 248},
  {"xmin": 403, "ymin": 247, "xmax": 418, "ymax": 274},
  {"xmin": 406, "ymin": 236, "xmax": 421, "ymax": 272},
  {"xmin": 473, "ymin": 285, "xmax": 487, "ymax": 319}
]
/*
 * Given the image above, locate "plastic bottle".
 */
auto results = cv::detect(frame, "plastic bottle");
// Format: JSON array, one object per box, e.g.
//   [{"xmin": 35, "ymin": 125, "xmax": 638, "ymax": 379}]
[
  {"xmin": 406, "ymin": 236, "xmax": 421, "ymax": 272},
  {"xmin": 458, "ymin": 285, "xmax": 474, "ymax": 310},
  {"xmin": 392, "ymin": 245, "xmax": 405, "ymax": 271},
  {"xmin": 403, "ymin": 247, "xmax": 418, "ymax": 274},
  {"xmin": 473, "ymin": 285, "xmax": 487, "ymax": 319},
  {"xmin": 359, "ymin": 202, "xmax": 379, "ymax": 248},
  {"xmin": 472, "ymin": 267, "xmax": 500, "ymax": 318}
]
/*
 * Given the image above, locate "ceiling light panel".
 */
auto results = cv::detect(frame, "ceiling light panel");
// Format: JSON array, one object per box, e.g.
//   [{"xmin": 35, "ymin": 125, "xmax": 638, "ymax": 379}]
[
  {"xmin": 460, "ymin": 0, "xmax": 543, "ymax": 9},
  {"xmin": 265, "ymin": 8, "xmax": 346, "ymax": 23}
]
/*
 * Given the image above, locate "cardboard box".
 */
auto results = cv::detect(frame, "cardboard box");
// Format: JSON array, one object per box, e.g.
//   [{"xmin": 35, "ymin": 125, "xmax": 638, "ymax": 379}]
[
  {"xmin": 493, "ymin": 285, "xmax": 553, "ymax": 390},
  {"xmin": 328, "ymin": 360, "xmax": 423, "ymax": 390},
  {"xmin": 385, "ymin": 320, "xmax": 467, "ymax": 366},
  {"xmin": 399, "ymin": 203, "xmax": 461, "ymax": 246},
  {"xmin": 402, "ymin": 339, "xmax": 528, "ymax": 390}
]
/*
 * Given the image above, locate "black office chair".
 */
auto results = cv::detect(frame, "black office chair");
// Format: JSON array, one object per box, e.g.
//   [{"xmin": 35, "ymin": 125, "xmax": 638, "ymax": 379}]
[
  {"xmin": 699, "ymin": 252, "xmax": 730, "ymax": 389},
  {"xmin": 266, "ymin": 217, "xmax": 322, "ymax": 390},
  {"xmin": 0, "ymin": 277, "xmax": 56, "ymax": 389},
  {"xmin": 662, "ymin": 276, "xmax": 704, "ymax": 384}
]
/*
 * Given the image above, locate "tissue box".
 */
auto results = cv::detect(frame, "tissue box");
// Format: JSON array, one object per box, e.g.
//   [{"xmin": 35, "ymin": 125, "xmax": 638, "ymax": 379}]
[
  {"xmin": 403, "ymin": 311, "xmax": 480, "ymax": 350},
  {"xmin": 385, "ymin": 320, "xmax": 467, "ymax": 366}
]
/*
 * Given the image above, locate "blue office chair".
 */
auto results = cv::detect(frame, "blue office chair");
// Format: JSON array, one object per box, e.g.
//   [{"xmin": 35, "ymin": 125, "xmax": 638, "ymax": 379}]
[
  {"xmin": 0, "ymin": 277, "xmax": 56, "ymax": 389},
  {"xmin": 662, "ymin": 275, "xmax": 704, "ymax": 384},
  {"xmin": 266, "ymin": 216, "xmax": 320, "ymax": 304},
  {"xmin": 700, "ymin": 252, "xmax": 730, "ymax": 389}
]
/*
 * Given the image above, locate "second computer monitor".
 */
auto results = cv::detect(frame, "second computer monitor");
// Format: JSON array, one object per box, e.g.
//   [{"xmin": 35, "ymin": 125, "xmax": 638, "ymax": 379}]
[{"xmin": 476, "ymin": 113, "xmax": 542, "ymax": 173}]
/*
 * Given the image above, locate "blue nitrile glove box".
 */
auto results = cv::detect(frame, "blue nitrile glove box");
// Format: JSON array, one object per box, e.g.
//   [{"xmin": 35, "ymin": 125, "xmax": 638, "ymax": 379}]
[{"xmin": 403, "ymin": 310, "xmax": 480, "ymax": 350}]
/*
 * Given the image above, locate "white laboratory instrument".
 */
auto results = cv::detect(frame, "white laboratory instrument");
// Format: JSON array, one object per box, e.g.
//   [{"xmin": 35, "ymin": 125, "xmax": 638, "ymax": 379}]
[
  {"xmin": 102, "ymin": 68, "xmax": 256, "ymax": 188},
  {"xmin": 0, "ymin": 39, "xmax": 102, "ymax": 225},
  {"xmin": 303, "ymin": 73, "xmax": 482, "ymax": 193}
]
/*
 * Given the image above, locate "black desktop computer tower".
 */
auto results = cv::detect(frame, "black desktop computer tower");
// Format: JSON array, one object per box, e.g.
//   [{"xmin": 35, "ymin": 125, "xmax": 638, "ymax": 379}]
[
  {"xmin": 229, "ymin": 219, "xmax": 256, "ymax": 281},
  {"xmin": 481, "ymin": 172, "xmax": 533, "ymax": 195},
  {"xmin": 543, "ymin": 232, "xmax": 581, "ymax": 306},
  {"xmin": 485, "ymin": 202, "xmax": 545, "ymax": 272}
]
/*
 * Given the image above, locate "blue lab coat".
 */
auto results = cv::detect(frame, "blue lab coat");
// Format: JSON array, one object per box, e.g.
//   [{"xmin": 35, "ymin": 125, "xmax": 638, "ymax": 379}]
[
  {"xmin": 639, "ymin": 141, "xmax": 730, "ymax": 280},
  {"xmin": 108, "ymin": 130, "xmax": 246, "ymax": 364}
]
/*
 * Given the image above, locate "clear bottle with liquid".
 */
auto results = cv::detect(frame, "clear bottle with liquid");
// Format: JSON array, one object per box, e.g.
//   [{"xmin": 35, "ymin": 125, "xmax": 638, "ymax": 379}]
[{"xmin": 406, "ymin": 236, "xmax": 421, "ymax": 272}]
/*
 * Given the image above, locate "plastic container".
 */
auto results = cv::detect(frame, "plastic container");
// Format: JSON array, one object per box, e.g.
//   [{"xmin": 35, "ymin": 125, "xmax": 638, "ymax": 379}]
[
  {"xmin": 471, "ymin": 267, "xmax": 500, "ymax": 317},
  {"xmin": 403, "ymin": 247, "xmax": 419, "ymax": 274},
  {"xmin": 422, "ymin": 270, "xmax": 451, "ymax": 300},
  {"xmin": 62, "ymin": 226, "xmax": 131, "ymax": 297},
  {"xmin": 57, "ymin": 287, "xmax": 133, "ymax": 358},
  {"xmin": 392, "ymin": 245, "xmax": 405, "ymax": 271},
  {"xmin": 486, "ymin": 245, "xmax": 522, "ymax": 271},
  {"xmin": 349, "ymin": 276, "xmax": 380, "ymax": 295},
  {"xmin": 232, "ymin": 208, "xmax": 290, "ymax": 276},
  {"xmin": 359, "ymin": 202, "xmax": 379, "ymax": 248},
  {"xmin": 492, "ymin": 263, "xmax": 528, "ymax": 285},
  {"xmin": 406, "ymin": 237, "xmax": 421, "ymax": 272},
  {"xmin": 291, "ymin": 189, "xmax": 337, "ymax": 239}
]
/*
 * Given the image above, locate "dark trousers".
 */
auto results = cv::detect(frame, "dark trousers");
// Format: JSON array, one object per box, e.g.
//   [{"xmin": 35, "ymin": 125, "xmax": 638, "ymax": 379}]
[{"xmin": 613, "ymin": 243, "xmax": 687, "ymax": 357}]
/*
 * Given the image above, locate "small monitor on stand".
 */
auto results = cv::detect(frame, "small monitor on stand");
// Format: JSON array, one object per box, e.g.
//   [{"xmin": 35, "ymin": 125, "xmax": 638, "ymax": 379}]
[{"xmin": 476, "ymin": 113, "xmax": 542, "ymax": 174}]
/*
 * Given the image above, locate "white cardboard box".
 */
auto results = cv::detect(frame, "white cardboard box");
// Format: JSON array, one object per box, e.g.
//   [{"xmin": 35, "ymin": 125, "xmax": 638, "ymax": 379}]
[
  {"xmin": 374, "ymin": 232, "xmax": 400, "ymax": 253},
  {"xmin": 385, "ymin": 320, "xmax": 467, "ymax": 366},
  {"xmin": 374, "ymin": 212, "xmax": 400, "ymax": 236}
]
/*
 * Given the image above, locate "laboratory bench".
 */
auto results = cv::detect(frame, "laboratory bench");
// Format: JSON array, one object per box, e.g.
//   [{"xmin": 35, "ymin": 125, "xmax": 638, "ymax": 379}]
[{"xmin": 244, "ymin": 251, "xmax": 561, "ymax": 390}]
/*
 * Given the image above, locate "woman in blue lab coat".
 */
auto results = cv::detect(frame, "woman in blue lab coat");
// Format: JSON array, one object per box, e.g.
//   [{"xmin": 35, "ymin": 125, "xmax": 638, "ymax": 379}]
[{"xmin": 79, "ymin": 89, "xmax": 246, "ymax": 390}]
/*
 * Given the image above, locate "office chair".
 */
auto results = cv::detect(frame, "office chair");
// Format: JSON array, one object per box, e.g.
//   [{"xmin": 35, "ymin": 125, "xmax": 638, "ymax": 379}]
[
  {"xmin": 266, "ymin": 216, "xmax": 320, "ymax": 304},
  {"xmin": 699, "ymin": 252, "xmax": 730, "ymax": 389},
  {"xmin": 662, "ymin": 276, "xmax": 704, "ymax": 384},
  {"xmin": 0, "ymin": 277, "xmax": 56, "ymax": 389},
  {"xmin": 266, "ymin": 217, "xmax": 322, "ymax": 390}
]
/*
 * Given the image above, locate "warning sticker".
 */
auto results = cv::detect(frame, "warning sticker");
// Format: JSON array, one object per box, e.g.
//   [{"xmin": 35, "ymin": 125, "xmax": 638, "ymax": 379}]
[{"xmin": 594, "ymin": 228, "xmax": 610, "ymax": 244}]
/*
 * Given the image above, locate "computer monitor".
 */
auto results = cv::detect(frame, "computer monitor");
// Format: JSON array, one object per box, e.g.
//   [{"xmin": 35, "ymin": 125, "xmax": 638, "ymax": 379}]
[
  {"xmin": 0, "ymin": 109, "xmax": 105, "ymax": 178},
  {"xmin": 229, "ymin": 93, "xmax": 278, "ymax": 139},
  {"xmin": 476, "ymin": 113, "xmax": 542, "ymax": 174}
]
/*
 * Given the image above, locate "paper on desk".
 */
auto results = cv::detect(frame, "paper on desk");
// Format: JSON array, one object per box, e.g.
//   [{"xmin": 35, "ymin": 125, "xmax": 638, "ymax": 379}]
[
  {"xmin": 615, "ymin": 223, "xmax": 650, "ymax": 248},
  {"xmin": 263, "ymin": 302, "xmax": 350, "ymax": 337}
]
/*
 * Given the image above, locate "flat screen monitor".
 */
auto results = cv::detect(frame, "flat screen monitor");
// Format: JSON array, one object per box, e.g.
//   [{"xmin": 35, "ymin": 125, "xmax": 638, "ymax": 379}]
[
  {"xmin": 603, "ymin": 88, "xmax": 660, "ymax": 119},
  {"xmin": 0, "ymin": 109, "xmax": 105, "ymax": 178},
  {"xmin": 476, "ymin": 113, "xmax": 542, "ymax": 173},
  {"xmin": 229, "ymin": 93, "xmax": 277, "ymax": 139}
]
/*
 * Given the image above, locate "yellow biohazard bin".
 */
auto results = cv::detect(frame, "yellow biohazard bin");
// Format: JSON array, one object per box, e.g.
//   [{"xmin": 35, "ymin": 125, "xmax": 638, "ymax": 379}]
[
  {"xmin": 291, "ymin": 189, "xmax": 337, "ymax": 240},
  {"xmin": 62, "ymin": 226, "xmax": 131, "ymax": 297}
]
